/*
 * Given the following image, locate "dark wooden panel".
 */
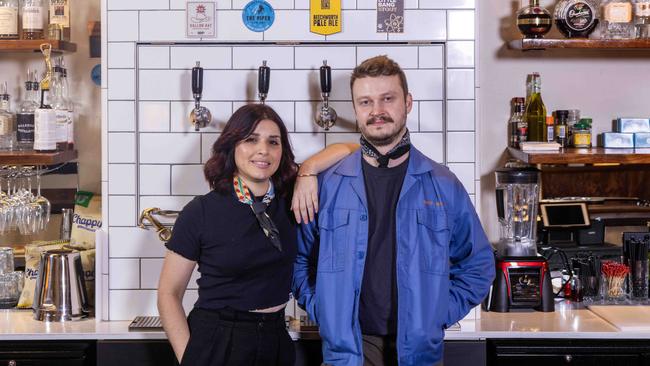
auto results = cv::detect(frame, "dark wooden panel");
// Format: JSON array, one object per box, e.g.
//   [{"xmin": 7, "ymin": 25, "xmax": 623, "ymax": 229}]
[
  {"xmin": 97, "ymin": 340, "xmax": 177, "ymax": 366},
  {"xmin": 0, "ymin": 40, "xmax": 77, "ymax": 53},
  {"xmin": 0, "ymin": 149, "xmax": 77, "ymax": 165},
  {"xmin": 540, "ymin": 165, "xmax": 650, "ymax": 200}
]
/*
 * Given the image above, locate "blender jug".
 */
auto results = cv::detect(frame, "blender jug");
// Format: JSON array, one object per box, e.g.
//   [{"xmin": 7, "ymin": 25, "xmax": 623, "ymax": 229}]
[{"xmin": 495, "ymin": 167, "xmax": 541, "ymax": 257}]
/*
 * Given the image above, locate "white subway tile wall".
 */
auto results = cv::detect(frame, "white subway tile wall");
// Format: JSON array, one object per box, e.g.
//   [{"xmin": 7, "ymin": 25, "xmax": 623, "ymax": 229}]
[{"xmin": 104, "ymin": 2, "xmax": 478, "ymax": 320}]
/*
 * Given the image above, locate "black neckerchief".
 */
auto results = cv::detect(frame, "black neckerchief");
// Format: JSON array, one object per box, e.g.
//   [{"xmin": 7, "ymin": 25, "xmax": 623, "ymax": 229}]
[{"xmin": 360, "ymin": 129, "xmax": 411, "ymax": 168}]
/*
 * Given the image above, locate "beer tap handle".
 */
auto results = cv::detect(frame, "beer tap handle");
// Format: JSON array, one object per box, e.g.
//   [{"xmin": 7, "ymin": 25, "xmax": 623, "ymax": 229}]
[
  {"xmin": 320, "ymin": 60, "xmax": 332, "ymax": 95},
  {"xmin": 258, "ymin": 60, "xmax": 270, "ymax": 102},
  {"xmin": 192, "ymin": 61, "xmax": 204, "ymax": 97}
]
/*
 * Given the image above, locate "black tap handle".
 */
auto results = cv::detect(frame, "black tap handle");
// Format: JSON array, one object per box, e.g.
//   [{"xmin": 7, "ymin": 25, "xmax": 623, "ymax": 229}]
[
  {"xmin": 320, "ymin": 61, "xmax": 331, "ymax": 94},
  {"xmin": 258, "ymin": 61, "xmax": 270, "ymax": 95},
  {"xmin": 192, "ymin": 62, "xmax": 203, "ymax": 95}
]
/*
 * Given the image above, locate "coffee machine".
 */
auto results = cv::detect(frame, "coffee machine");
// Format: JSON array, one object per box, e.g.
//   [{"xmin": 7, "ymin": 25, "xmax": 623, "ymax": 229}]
[{"xmin": 485, "ymin": 167, "xmax": 555, "ymax": 312}]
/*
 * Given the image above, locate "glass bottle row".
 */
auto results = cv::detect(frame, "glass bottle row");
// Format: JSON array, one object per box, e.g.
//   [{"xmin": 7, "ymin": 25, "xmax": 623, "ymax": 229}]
[{"xmin": 0, "ymin": 0, "xmax": 70, "ymax": 41}]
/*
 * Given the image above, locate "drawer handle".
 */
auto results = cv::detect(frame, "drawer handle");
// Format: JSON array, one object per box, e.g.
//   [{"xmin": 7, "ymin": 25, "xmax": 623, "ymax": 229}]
[
  {"xmin": 8, "ymin": 360, "xmax": 16, "ymax": 366},
  {"xmin": 564, "ymin": 354, "xmax": 573, "ymax": 363}
]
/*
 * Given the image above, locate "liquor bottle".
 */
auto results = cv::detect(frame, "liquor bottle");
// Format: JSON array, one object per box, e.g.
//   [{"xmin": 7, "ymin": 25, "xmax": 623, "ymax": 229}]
[
  {"xmin": 601, "ymin": 0, "xmax": 635, "ymax": 38},
  {"xmin": 16, "ymin": 70, "xmax": 38, "ymax": 151},
  {"xmin": 48, "ymin": 0, "xmax": 69, "ymax": 40},
  {"xmin": 524, "ymin": 73, "xmax": 547, "ymax": 142},
  {"xmin": 21, "ymin": 0, "xmax": 44, "ymax": 40},
  {"xmin": 0, "ymin": 82, "xmax": 15, "ymax": 151},
  {"xmin": 34, "ymin": 82, "xmax": 57, "ymax": 152},
  {"xmin": 516, "ymin": 0, "xmax": 553, "ymax": 39},
  {"xmin": 0, "ymin": 0, "xmax": 19, "ymax": 39},
  {"xmin": 50, "ymin": 58, "xmax": 67, "ymax": 150},
  {"xmin": 509, "ymin": 98, "xmax": 526, "ymax": 148},
  {"xmin": 634, "ymin": 1, "xmax": 650, "ymax": 38},
  {"xmin": 61, "ymin": 61, "xmax": 73, "ymax": 149}
]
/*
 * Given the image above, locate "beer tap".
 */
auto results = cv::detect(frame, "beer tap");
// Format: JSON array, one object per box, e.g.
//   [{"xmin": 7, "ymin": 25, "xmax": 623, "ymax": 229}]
[
  {"xmin": 189, "ymin": 61, "xmax": 212, "ymax": 131},
  {"xmin": 315, "ymin": 60, "xmax": 337, "ymax": 131},
  {"xmin": 258, "ymin": 60, "xmax": 270, "ymax": 104}
]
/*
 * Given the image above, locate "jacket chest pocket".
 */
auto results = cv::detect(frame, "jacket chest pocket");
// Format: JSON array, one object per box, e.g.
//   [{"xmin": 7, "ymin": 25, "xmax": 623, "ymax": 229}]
[
  {"xmin": 416, "ymin": 208, "xmax": 450, "ymax": 275},
  {"xmin": 317, "ymin": 210, "xmax": 350, "ymax": 272}
]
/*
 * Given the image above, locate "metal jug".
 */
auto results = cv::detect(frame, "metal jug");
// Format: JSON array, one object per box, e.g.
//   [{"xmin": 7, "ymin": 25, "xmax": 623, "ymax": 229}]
[{"xmin": 33, "ymin": 249, "xmax": 89, "ymax": 321}]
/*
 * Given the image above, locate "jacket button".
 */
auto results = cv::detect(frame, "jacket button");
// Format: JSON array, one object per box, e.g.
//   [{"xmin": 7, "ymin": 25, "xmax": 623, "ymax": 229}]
[{"xmin": 360, "ymin": 215, "xmax": 367, "ymax": 221}]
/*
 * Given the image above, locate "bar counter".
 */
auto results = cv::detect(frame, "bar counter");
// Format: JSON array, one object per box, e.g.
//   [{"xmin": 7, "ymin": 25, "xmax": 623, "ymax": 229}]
[{"xmin": 2, "ymin": 301, "xmax": 647, "ymax": 341}]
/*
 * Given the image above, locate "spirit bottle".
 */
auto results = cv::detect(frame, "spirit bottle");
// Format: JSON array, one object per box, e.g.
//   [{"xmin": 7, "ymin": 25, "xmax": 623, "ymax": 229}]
[
  {"xmin": 50, "ymin": 58, "xmax": 67, "ymax": 150},
  {"xmin": 48, "ymin": 0, "xmax": 69, "ymax": 40},
  {"xmin": 16, "ymin": 70, "xmax": 38, "ymax": 151},
  {"xmin": 0, "ymin": 0, "xmax": 19, "ymax": 39},
  {"xmin": 509, "ymin": 97, "xmax": 526, "ymax": 148},
  {"xmin": 602, "ymin": 0, "xmax": 635, "ymax": 39},
  {"xmin": 635, "ymin": 1, "xmax": 650, "ymax": 38},
  {"xmin": 21, "ymin": 0, "xmax": 44, "ymax": 39},
  {"xmin": 0, "ymin": 82, "xmax": 15, "ymax": 151},
  {"xmin": 61, "ymin": 61, "xmax": 73, "ymax": 149},
  {"xmin": 34, "ymin": 85, "xmax": 57, "ymax": 152}
]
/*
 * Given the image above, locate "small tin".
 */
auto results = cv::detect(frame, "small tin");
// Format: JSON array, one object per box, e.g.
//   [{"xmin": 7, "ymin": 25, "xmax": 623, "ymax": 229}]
[
  {"xmin": 600, "ymin": 132, "xmax": 634, "ymax": 148},
  {"xmin": 634, "ymin": 133, "xmax": 650, "ymax": 148},
  {"xmin": 615, "ymin": 118, "xmax": 650, "ymax": 133}
]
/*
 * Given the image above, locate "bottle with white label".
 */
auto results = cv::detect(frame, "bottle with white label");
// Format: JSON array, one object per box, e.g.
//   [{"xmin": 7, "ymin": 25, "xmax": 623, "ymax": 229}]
[
  {"xmin": 0, "ymin": 82, "xmax": 16, "ymax": 151},
  {"xmin": 21, "ymin": 0, "xmax": 44, "ymax": 39},
  {"xmin": 50, "ymin": 60, "xmax": 67, "ymax": 151},
  {"xmin": 34, "ymin": 84, "xmax": 56, "ymax": 152},
  {"xmin": 48, "ymin": 0, "xmax": 69, "ymax": 40},
  {"xmin": 16, "ymin": 70, "xmax": 39, "ymax": 151},
  {"xmin": 601, "ymin": 0, "xmax": 635, "ymax": 38},
  {"xmin": 0, "ymin": 0, "xmax": 19, "ymax": 39}
]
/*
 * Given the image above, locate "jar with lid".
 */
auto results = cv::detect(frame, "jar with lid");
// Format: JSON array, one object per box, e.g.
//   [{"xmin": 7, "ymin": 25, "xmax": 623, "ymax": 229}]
[
  {"xmin": 555, "ymin": 0, "xmax": 600, "ymax": 38},
  {"xmin": 567, "ymin": 109, "xmax": 580, "ymax": 146},
  {"xmin": 573, "ymin": 118, "xmax": 592, "ymax": 148}
]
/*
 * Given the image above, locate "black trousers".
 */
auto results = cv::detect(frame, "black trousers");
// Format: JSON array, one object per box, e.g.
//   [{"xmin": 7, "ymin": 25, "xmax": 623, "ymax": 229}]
[
  {"xmin": 362, "ymin": 335, "xmax": 443, "ymax": 366},
  {"xmin": 180, "ymin": 307, "xmax": 295, "ymax": 366}
]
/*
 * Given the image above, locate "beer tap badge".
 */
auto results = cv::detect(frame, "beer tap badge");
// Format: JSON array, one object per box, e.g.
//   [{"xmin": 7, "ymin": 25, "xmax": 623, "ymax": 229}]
[
  {"xmin": 243, "ymin": 0, "xmax": 275, "ymax": 32},
  {"xmin": 377, "ymin": 0, "xmax": 404, "ymax": 33},
  {"xmin": 310, "ymin": 0, "xmax": 341, "ymax": 35},
  {"xmin": 186, "ymin": 2, "xmax": 216, "ymax": 38}
]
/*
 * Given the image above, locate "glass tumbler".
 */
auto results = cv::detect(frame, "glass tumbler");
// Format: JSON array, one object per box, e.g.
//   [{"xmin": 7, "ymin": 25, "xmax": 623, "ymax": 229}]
[
  {"xmin": 603, "ymin": 275, "xmax": 628, "ymax": 302},
  {"xmin": 0, "ymin": 247, "xmax": 14, "ymax": 275},
  {"xmin": 0, "ymin": 271, "xmax": 23, "ymax": 308}
]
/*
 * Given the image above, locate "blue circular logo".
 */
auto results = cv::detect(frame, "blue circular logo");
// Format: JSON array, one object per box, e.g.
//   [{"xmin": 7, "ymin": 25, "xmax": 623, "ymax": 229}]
[
  {"xmin": 91, "ymin": 64, "xmax": 101, "ymax": 86},
  {"xmin": 242, "ymin": 0, "xmax": 275, "ymax": 32}
]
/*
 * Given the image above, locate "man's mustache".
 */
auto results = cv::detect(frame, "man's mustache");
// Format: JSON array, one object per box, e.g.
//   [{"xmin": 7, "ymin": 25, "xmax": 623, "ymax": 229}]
[{"xmin": 367, "ymin": 115, "xmax": 394, "ymax": 125}]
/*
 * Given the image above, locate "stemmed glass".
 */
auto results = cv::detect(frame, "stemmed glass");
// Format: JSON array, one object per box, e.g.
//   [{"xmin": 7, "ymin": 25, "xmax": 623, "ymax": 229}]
[{"xmin": 0, "ymin": 166, "xmax": 51, "ymax": 235}]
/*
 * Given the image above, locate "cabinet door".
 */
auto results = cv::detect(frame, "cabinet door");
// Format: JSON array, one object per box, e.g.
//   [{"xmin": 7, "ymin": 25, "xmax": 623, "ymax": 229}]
[
  {"xmin": 0, "ymin": 341, "xmax": 94, "ymax": 366},
  {"xmin": 97, "ymin": 340, "xmax": 177, "ymax": 366},
  {"xmin": 0, "ymin": 357, "xmax": 86, "ymax": 366}
]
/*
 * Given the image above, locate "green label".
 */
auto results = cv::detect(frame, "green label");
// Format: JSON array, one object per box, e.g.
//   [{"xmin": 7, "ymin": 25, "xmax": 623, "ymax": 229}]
[{"xmin": 75, "ymin": 191, "xmax": 94, "ymax": 207}]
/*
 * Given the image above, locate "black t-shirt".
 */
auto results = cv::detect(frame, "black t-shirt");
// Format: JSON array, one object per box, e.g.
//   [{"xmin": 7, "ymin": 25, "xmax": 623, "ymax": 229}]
[
  {"xmin": 359, "ymin": 156, "xmax": 408, "ymax": 336},
  {"xmin": 165, "ymin": 188, "xmax": 297, "ymax": 311}
]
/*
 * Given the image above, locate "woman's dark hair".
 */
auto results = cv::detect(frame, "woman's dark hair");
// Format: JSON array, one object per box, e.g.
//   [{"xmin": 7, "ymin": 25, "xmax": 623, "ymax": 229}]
[{"xmin": 204, "ymin": 104, "xmax": 297, "ymax": 197}]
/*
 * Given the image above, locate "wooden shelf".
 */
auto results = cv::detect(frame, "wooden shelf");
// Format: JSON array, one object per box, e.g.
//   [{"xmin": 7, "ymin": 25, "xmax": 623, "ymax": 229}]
[
  {"xmin": 507, "ymin": 147, "xmax": 650, "ymax": 165},
  {"xmin": 508, "ymin": 38, "xmax": 650, "ymax": 51},
  {"xmin": 0, "ymin": 40, "xmax": 77, "ymax": 53},
  {"xmin": 0, "ymin": 149, "xmax": 77, "ymax": 165}
]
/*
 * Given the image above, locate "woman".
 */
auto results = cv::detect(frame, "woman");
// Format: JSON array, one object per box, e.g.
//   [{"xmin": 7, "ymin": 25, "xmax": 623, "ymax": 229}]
[{"xmin": 158, "ymin": 103, "xmax": 355, "ymax": 366}]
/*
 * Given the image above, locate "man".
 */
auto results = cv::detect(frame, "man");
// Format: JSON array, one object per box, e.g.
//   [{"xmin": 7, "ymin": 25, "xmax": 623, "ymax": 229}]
[{"xmin": 292, "ymin": 56, "xmax": 494, "ymax": 366}]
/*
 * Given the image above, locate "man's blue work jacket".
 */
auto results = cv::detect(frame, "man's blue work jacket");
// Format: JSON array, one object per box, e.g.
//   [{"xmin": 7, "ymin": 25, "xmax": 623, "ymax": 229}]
[{"xmin": 292, "ymin": 148, "xmax": 495, "ymax": 366}]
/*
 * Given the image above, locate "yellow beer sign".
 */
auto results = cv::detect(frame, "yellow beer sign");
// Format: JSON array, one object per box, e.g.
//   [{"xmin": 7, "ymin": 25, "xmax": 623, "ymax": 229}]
[{"xmin": 310, "ymin": 0, "xmax": 341, "ymax": 35}]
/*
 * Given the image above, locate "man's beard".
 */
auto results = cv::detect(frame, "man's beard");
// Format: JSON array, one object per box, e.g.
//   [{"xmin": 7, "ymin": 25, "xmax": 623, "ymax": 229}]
[{"xmin": 362, "ymin": 115, "xmax": 404, "ymax": 147}]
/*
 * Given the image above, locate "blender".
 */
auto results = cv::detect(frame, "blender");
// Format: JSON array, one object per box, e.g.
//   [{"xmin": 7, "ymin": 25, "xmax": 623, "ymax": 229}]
[{"xmin": 485, "ymin": 167, "xmax": 555, "ymax": 312}]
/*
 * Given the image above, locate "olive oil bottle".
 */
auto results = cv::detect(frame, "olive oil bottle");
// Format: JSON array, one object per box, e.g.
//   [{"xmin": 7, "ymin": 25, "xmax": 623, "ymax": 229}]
[{"xmin": 524, "ymin": 73, "xmax": 547, "ymax": 142}]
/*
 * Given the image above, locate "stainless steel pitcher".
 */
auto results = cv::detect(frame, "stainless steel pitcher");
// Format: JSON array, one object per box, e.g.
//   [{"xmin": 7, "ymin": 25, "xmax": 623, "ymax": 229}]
[{"xmin": 33, "ymin": 249, "xmax": 89, "ymax": 321}]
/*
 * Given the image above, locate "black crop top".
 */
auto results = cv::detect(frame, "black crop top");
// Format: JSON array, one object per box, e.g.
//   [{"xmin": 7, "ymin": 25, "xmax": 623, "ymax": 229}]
[{"xmin": 165, "ymin": 188, "xmax": 297, "ymax": 311}]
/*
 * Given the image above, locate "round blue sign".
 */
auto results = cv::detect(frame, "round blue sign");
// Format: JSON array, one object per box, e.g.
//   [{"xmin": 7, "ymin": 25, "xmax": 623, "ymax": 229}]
[
  {"xmin": 91, "ymin": 64, "xmax": 101, "ymax": 86},
  {"xmin": 242, "ymin": 0, "xmax": 275, "ymax": 32}
]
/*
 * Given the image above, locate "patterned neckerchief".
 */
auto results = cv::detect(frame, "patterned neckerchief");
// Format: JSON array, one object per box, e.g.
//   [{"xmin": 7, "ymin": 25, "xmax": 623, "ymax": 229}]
[
  {"xmin": 360, "ymin": 129, "xmax": 411, "ymax": 168},
  {"xmin": 232, "ymin": 176, "xmax": 282, "ymax": 252}
]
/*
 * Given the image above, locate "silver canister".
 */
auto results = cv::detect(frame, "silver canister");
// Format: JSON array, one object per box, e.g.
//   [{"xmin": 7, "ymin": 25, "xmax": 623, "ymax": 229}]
[
  {"xmin": 33, "ymin": 249, "xmax": 89, "ymax": 321},
  {"xmin": 60, "ymin": 208, "xmax": 73, "ymax": 241}
]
